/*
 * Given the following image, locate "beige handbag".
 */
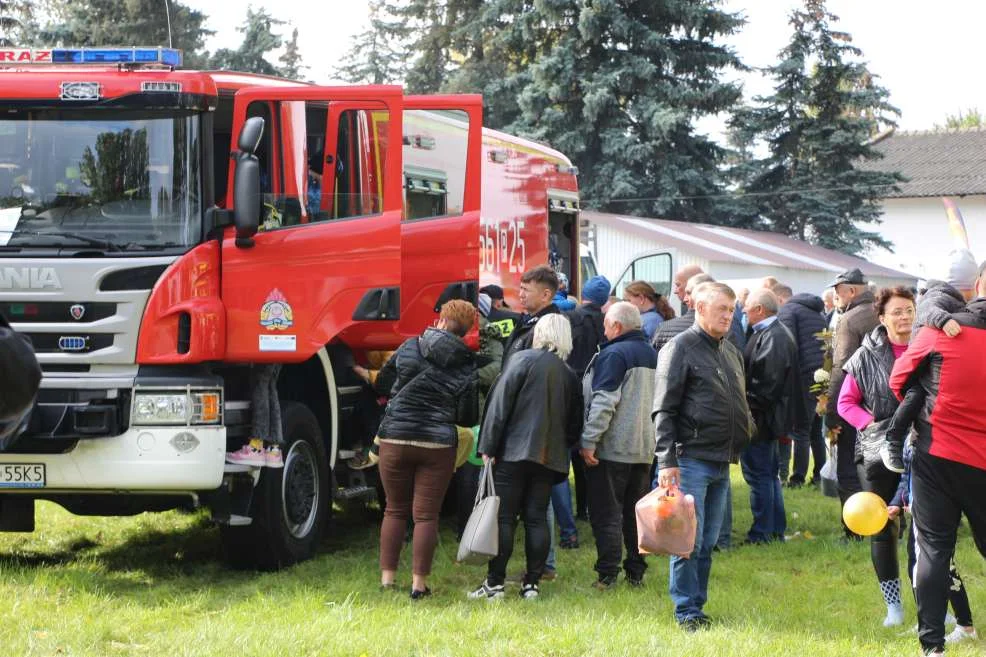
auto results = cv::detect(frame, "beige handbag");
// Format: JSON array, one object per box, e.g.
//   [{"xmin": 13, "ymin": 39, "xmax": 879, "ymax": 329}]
[{"xmin": 456, "ymin": 461, "xmax": 500, "ymax": 564}]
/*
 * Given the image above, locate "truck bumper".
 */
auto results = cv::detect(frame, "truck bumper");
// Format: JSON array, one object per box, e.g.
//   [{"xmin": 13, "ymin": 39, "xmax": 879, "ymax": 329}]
[{"xmin": 0, "ymin": 426, "xmax": 226, "ymax": 491}]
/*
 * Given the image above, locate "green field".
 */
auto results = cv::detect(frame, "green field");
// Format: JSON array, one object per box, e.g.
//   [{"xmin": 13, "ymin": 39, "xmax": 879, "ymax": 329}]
[{"xmin": 0, "ymin": 469, "xmax": 982, "ymax": 657}]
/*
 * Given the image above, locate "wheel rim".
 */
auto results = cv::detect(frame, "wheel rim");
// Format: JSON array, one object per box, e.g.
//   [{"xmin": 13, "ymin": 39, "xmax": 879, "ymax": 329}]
[{"xmin": 281, "ymin": 439, "xmax": 319, "ymax": 539}]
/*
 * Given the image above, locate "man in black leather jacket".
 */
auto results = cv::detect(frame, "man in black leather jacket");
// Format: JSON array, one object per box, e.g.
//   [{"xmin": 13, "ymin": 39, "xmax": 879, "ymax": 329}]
[
  {"xmin": 653, "ymin": 282, "xmax": 754, "ymax": 630},
  {"xmin": 739, "ymin": 289, "xmax": 800, "ymax": 544},
  {"xmin": 502, "ymin": 265, "xmax": 562, "ymax": 369}
]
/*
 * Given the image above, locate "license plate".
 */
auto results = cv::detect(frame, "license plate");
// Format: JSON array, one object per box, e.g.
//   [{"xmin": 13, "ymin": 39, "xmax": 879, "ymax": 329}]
[{"xmin": 0, "ymin": 463, "xmax": 45, "ymax": 488}]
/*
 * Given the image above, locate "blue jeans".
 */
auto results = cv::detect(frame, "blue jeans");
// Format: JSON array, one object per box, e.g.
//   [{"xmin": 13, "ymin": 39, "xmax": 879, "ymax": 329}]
[
  {"xmin": 740, "ymin": 440, "xmax": 786, "ymax": 543},
  {"xmin": 669, "ymin": 457, "xmax": 731, "ymax": 623},
  {"xmin": 551, "ymin": 480, "xmax": 578, "ymax": 542},
  {"xmin": 716, "ymin": 480, "xmax": 732, "ymax": 548}
]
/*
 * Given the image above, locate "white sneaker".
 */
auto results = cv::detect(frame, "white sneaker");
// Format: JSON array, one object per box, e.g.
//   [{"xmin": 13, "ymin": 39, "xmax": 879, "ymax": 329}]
[
  {"xmin": 467, "ymin": 580, "xmax": 505, "ymax": 600},
  {"xmin": 884, "ymin": 606, "xmax": 905, "ymax": 627},
  {"xmin": 945, "ymin": 626, "xmax": 977, "ymax": 643}
]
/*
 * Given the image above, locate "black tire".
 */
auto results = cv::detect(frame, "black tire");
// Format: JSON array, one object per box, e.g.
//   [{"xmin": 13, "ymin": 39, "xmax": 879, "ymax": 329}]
[{"xmin": 220, "ymin": 401, "xmax": 331, "ymax": 570}]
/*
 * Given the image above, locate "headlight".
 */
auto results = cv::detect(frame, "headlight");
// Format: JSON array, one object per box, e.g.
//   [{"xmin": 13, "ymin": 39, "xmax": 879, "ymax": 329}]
[{"xmin": 132, "ymin": 389, "xmax": 222, "ymax": 426}]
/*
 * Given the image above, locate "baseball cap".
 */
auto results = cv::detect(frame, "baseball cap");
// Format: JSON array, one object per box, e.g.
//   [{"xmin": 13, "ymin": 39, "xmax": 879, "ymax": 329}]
[
  {"xmin": 826, "ymin": 268, "xmax": 867, "ymax": 288},
  {"xmin": 479, "ymin": 284, "xmax": 504, "ymax": 301}
]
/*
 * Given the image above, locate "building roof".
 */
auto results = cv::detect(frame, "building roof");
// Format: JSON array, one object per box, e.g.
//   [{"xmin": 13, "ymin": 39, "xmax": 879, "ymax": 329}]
[
  {"xmin": 583, "ymin": 210, "xmax": 916, "ymax": 281},
  {"xmin": 863, "ymin": 127, "xmax": 986, "ymax": 198}
]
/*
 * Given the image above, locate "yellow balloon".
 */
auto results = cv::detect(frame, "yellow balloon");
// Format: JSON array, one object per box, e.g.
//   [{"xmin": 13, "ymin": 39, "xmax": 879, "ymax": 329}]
[{"xmin": 843, "ymin": 492, "xmax": 889, "ymax": 536}]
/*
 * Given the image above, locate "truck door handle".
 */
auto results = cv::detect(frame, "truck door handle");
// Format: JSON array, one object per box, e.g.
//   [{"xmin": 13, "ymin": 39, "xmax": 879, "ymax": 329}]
[
  {"xmin": 433, "ymin": 280, "xmax": 477, "ymax": 312},
  {"xmin": 352, "ymin": 287, "xmax": 401, "ymax": 321}
]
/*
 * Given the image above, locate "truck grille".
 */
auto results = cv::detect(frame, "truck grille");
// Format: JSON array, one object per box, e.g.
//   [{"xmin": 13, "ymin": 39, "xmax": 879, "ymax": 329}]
[{"xmin": 0, "ymin": 301, "xmax": 117, "ymax": 324}]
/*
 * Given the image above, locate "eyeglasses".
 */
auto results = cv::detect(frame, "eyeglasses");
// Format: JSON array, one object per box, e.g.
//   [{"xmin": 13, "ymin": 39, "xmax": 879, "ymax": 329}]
[{"xmin": 886, "ymin": 308, "xmax": 915, "ymax": 319}]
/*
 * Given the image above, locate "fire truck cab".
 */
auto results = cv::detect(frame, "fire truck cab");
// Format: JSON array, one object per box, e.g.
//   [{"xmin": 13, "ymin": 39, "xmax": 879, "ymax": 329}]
[{"xmin": 0, "ymin": 48, "xmax": 582, "ymax": 569}]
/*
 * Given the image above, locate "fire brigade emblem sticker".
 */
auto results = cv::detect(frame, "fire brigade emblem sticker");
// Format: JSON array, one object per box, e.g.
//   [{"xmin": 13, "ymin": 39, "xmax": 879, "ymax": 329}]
[{"xmin": 259, "ymin": 288, "xmax": 296, "ymax": 352}]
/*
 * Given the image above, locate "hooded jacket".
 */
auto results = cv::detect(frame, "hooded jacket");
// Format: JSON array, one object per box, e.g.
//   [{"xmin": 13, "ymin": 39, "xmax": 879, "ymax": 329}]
[
  {"xmin": 890, "ymin": 298, "xmax": 986, "ymax": 472},
  {"xmin": 777, "ymin": 293, "xmax": 827, "ymax": 379},
  {"xmin": 842, "ymin": 325, "xmax": 901, "ymax": 466},
  {"xmin": 581, "ymin": 330, "xmax": 657, "ymax": 464},
  {"xmin": 375, "ymin": 328, "xmax": 478, "ymax": 446},
  {"xmin": 825, "ymin": 289, "xmax": 879, "ymax": 426},
  {"xmin": 914, "ymin": 280, "xmax": 966, "ymax": 337},
  {"xmin": 566, "ymin": 302, "xmax": 605, "ymax": 376},
  {"xmin": 479, "ymin": 347, "xmax": 584, "ymax": 480}
]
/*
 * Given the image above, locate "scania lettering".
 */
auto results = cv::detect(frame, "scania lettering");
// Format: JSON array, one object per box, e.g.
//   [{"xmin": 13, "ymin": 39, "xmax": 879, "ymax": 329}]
[{"xmin": 0, "ymin": 48, "xmax": 582, "ymax": 569}]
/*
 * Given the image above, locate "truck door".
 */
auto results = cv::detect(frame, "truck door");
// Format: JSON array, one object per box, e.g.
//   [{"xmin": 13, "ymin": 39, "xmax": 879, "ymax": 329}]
[
  {"xmin": 613, "ymin": 250, "xmax": 675, "ymax": 306},
  {"xmin": 398, "ymin": 95, "xmax": 482, "ymax": 339},
  {"xmin": 221, "ymin": 86, "xmax": 404, "ymax": 361}
]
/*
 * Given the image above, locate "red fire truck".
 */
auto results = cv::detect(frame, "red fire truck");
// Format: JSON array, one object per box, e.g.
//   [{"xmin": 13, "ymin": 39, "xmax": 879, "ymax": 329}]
[{"xmin": 0, "ymin": 48, "xmax": 586, "ymax": 568}]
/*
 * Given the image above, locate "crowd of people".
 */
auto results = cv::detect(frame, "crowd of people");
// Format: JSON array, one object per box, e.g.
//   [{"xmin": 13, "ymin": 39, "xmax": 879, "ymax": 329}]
[{"xmin": 363, "ymin": 250, "xmax": 986, "ymax": 657}]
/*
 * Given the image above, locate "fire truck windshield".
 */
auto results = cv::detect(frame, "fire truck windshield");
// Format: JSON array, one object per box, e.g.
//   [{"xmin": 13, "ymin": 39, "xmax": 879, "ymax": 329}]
[{"xmin": 0, "ymin": 109, "xmax": 201, "ymax": 252}]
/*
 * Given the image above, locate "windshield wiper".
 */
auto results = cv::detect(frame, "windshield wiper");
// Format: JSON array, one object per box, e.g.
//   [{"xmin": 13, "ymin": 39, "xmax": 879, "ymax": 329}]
[{"xmin": 1, "ymin": 229, "xmax": 121, "ymax": 251}]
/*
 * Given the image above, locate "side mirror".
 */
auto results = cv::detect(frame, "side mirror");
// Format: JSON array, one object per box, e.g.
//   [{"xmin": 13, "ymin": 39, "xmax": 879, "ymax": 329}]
[
  {"xmin": 233, "ymin": 118, "xmax": 264, "ymax": 248},
  {"xmin": 238, "ymin": 116, "xmax": 264, "ymax": 155}
]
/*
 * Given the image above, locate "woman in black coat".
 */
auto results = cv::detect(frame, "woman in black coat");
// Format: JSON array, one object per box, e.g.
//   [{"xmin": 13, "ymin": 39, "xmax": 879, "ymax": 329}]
[{"xmin": 470, "ymin": 313, "xmax": 583, "ymax": 600}]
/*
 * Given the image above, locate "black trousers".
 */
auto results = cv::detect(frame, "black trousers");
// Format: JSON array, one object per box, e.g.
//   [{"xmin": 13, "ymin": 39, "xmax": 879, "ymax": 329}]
[
  {"xmin": 585, "ymin": 460, "xmax": 650, "ymax": 580},
  {"xmin": 911, "ymin": 451, "xmax": 986, "ymax": 652},
  {"xmin": 487, "ymin": 460, "xmax": 556, "ymax": 586},
  {"xmin": 906, "ymin": 518, "xmax": 974, "ymax": 628},
  {"xmin": 857, "ymin": 461, "xmax": 902, "ymax": 581},
  {"xmin": 836, "ymin": 421, "xmax": 863, "ymax": 537},
  {"xmin": 455, "ymin": 462, "xmax": 481, "ymax": 541}
]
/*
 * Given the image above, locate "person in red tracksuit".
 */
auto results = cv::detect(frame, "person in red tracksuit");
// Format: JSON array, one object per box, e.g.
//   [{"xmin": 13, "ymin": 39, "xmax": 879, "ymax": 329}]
[{"xmin": 889, "ymin": 261, "xmax": 986, "ymax": 657}]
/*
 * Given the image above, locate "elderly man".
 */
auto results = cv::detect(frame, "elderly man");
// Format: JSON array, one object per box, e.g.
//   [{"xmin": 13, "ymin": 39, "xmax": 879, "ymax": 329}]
[
  {"xmin": 740, "ymin": 289, "xmax": 800, "ymax": 543},
  {"xmin": 580, "ymin": 302, "xmax": 657, "ymax": 590},
  {"xmin": 653, "ymin": 282, "xmax": 754, "ymax": 630},
  {"xmin": 825, "ymin": 268, "xmax": 879, "ymax": 538},
  {"xmin": 890, "ymin": 260, "xmax": 986, "ymax": 657}
]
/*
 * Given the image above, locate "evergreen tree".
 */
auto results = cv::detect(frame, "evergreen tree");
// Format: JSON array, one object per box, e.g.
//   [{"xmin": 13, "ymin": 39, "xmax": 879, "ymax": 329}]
[
  {"xmin": 729, "ymin": 0, "xmax": 902, "ymax": 254},
  {"xmin": 0, "ymin": 0, "xmax": 32, "ymax": 46},
  {"xmin": 498, "ymin": 0, "xmax": 745, "ymax": 222},
  {"xmin": 332, "ymin": 0, "xmax": 406, "ymax": 85},
  {"xmin": 278, "ymin": 27, "xmax": 305, "ymax": 80},
  {"xmin": 209, "ymin": 7, "xmax": 284, "ymax": 76},
  {"xmin": 39, "ymin": 0, "xmax": 213, "ymax": 68},
  {"xmin": 937, "ymin": 108, "xmax": 985, "ymax": 130}
]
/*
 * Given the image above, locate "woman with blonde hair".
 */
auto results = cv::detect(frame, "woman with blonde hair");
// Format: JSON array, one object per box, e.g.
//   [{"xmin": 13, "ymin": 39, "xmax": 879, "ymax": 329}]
[
  {"xmin": 470, "ymin": 314, "xmax": 584, "ymax": 600},
  {"xmin": 374, "ymin": 299, "xmax": 478, "ymax": 600},
  {"xmin": 623, "ymin": 280, "xmax": 668, "ymax": 340}
]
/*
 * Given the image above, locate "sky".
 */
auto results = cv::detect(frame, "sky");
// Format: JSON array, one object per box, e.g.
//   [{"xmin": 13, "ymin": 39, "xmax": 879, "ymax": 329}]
[{"xmin": 183, "ymin": 0, "xmax": 986, "ymax": 134}]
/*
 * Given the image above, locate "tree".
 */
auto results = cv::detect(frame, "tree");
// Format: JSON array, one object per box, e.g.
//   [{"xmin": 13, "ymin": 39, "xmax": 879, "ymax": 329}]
[
  {"xmin": 937, "ymin": 108, "xmax": 985, "ymax": 130},
  {"xmin": 495, "ymin": 0, "xmax": 745, "ymax": 222},
  {"xmin": 38, "ymin": 0, "xmax": 213, "ymax": 68},
  {"xmin": 0, "ymin": 0, "xmax": 33, "ymax": 46},
  {"xmin": 332, "ymin": 0, "xmax": 407, "ymax": 85},
  {"xmin": 208, "ymin": 7, "xmax": 284, "ymax": 76},
  {"xmin": 728, "ymin": 0, "xmax": 903, "ymax": 254},
  {"xmin": 278, "ymin": 27, "xmax": 305, "ymax": 80}
]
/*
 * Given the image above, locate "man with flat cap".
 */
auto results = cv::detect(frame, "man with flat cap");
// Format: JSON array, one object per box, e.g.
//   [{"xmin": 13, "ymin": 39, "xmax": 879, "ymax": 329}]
[{"xmin": 824, "ymin": 268, "xmax": 879, "ymax": 539}]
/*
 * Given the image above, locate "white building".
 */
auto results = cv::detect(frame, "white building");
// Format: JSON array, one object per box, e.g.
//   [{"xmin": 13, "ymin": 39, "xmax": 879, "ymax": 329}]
[
  {"xmin": 861, "ymin": 128, "xmax": 986, "ymax": 279},
  {"xmin": 582, "ymin": 210, "xmax": 917, "ymax": 302}
]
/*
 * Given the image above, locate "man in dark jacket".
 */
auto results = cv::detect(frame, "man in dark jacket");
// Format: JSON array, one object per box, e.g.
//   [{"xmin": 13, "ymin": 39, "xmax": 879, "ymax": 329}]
[
  {"xmin": 653, "ymin": 282, "xmax": 754, "ymax": 630},
  {"xmin": 740, "ymin": 289, "xmax": 800, "ymax": 543},
  {"xmin": 778, "ymin": 291, "xmax": 828, "ymax": 486},
  {"xmin": 502, "ymin": 265, "xmax": 562, "ymax": 369},
  {"xmin": 651, "ymin": 272, "xmax": 711, "ymax": 353},
  {"xmin": 580, "ymin": 302, "xmax": 656, "ymax": 589},
  {"xmin": 825, "ymin": 268, "xmax": 879, "ymax": 533},
  {"xmin": 567, "ymin": 274, "xmax": 611, "ymax": 521},
  {"xmin": 889, "ymin": 268, "xmax": 986, "ymax": 657},
  {"xmin": 0, "ymin": 312, "xmax": 41, "ymax": 450}
]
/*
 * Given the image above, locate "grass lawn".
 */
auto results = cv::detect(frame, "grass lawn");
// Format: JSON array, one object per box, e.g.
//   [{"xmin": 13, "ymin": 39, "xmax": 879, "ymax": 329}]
[{"xmin": 0, "ymin": 467, "xmax": 982, "ymax": 657}]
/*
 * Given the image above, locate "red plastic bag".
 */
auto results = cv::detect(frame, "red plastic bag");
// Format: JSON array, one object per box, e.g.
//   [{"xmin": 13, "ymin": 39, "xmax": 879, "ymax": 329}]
[{"xmin": 635, "ymin": 485, "xmax": 697, "ymax": 558}]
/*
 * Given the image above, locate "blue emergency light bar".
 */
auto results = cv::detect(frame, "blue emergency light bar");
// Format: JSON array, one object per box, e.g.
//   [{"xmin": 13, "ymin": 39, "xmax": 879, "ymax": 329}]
[{"xmin": 48, "ymin": 47, "xmax": 182, "ymax": 67}]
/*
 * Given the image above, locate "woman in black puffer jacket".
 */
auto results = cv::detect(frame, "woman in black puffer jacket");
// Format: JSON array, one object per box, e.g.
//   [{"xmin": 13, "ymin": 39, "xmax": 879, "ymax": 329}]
[
  {"xmin": 374, "ymin": 300, "xmax": 478, "ymax": 599},
  {"xmin": 837, "ymin": 287, "xmax": 916, "ymax": 628}
]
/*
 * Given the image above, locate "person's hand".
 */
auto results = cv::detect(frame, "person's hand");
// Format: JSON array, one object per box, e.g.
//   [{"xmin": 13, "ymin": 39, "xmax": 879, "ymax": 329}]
[
  {"xmin": 353, "ymin": 365, "xmax": 371, "ymax": 384},
  {"xmin": 481, "ymin": 454, "xmax": 495, "ymax": 466},
  {"xmin": 888, "ymin": 505, "xmax": 901, "ymax": 520},
  {"xmin": 658, "ymin": 467, "xmax": 680, "ymax": 489},
  {"xmin": 580, "ymin": 448, "xmax": 599, "ymax": 467},
  {"xmin": 903, "ymin": 504, "xmax": 910, "ymax": 514},
  {"xmin": 827, "ymin": 426, "xmax": 842, "ymax": 445},
  {"xmin": 943, "ymin": 319, "xmax": 962, "ymax": 338}
]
